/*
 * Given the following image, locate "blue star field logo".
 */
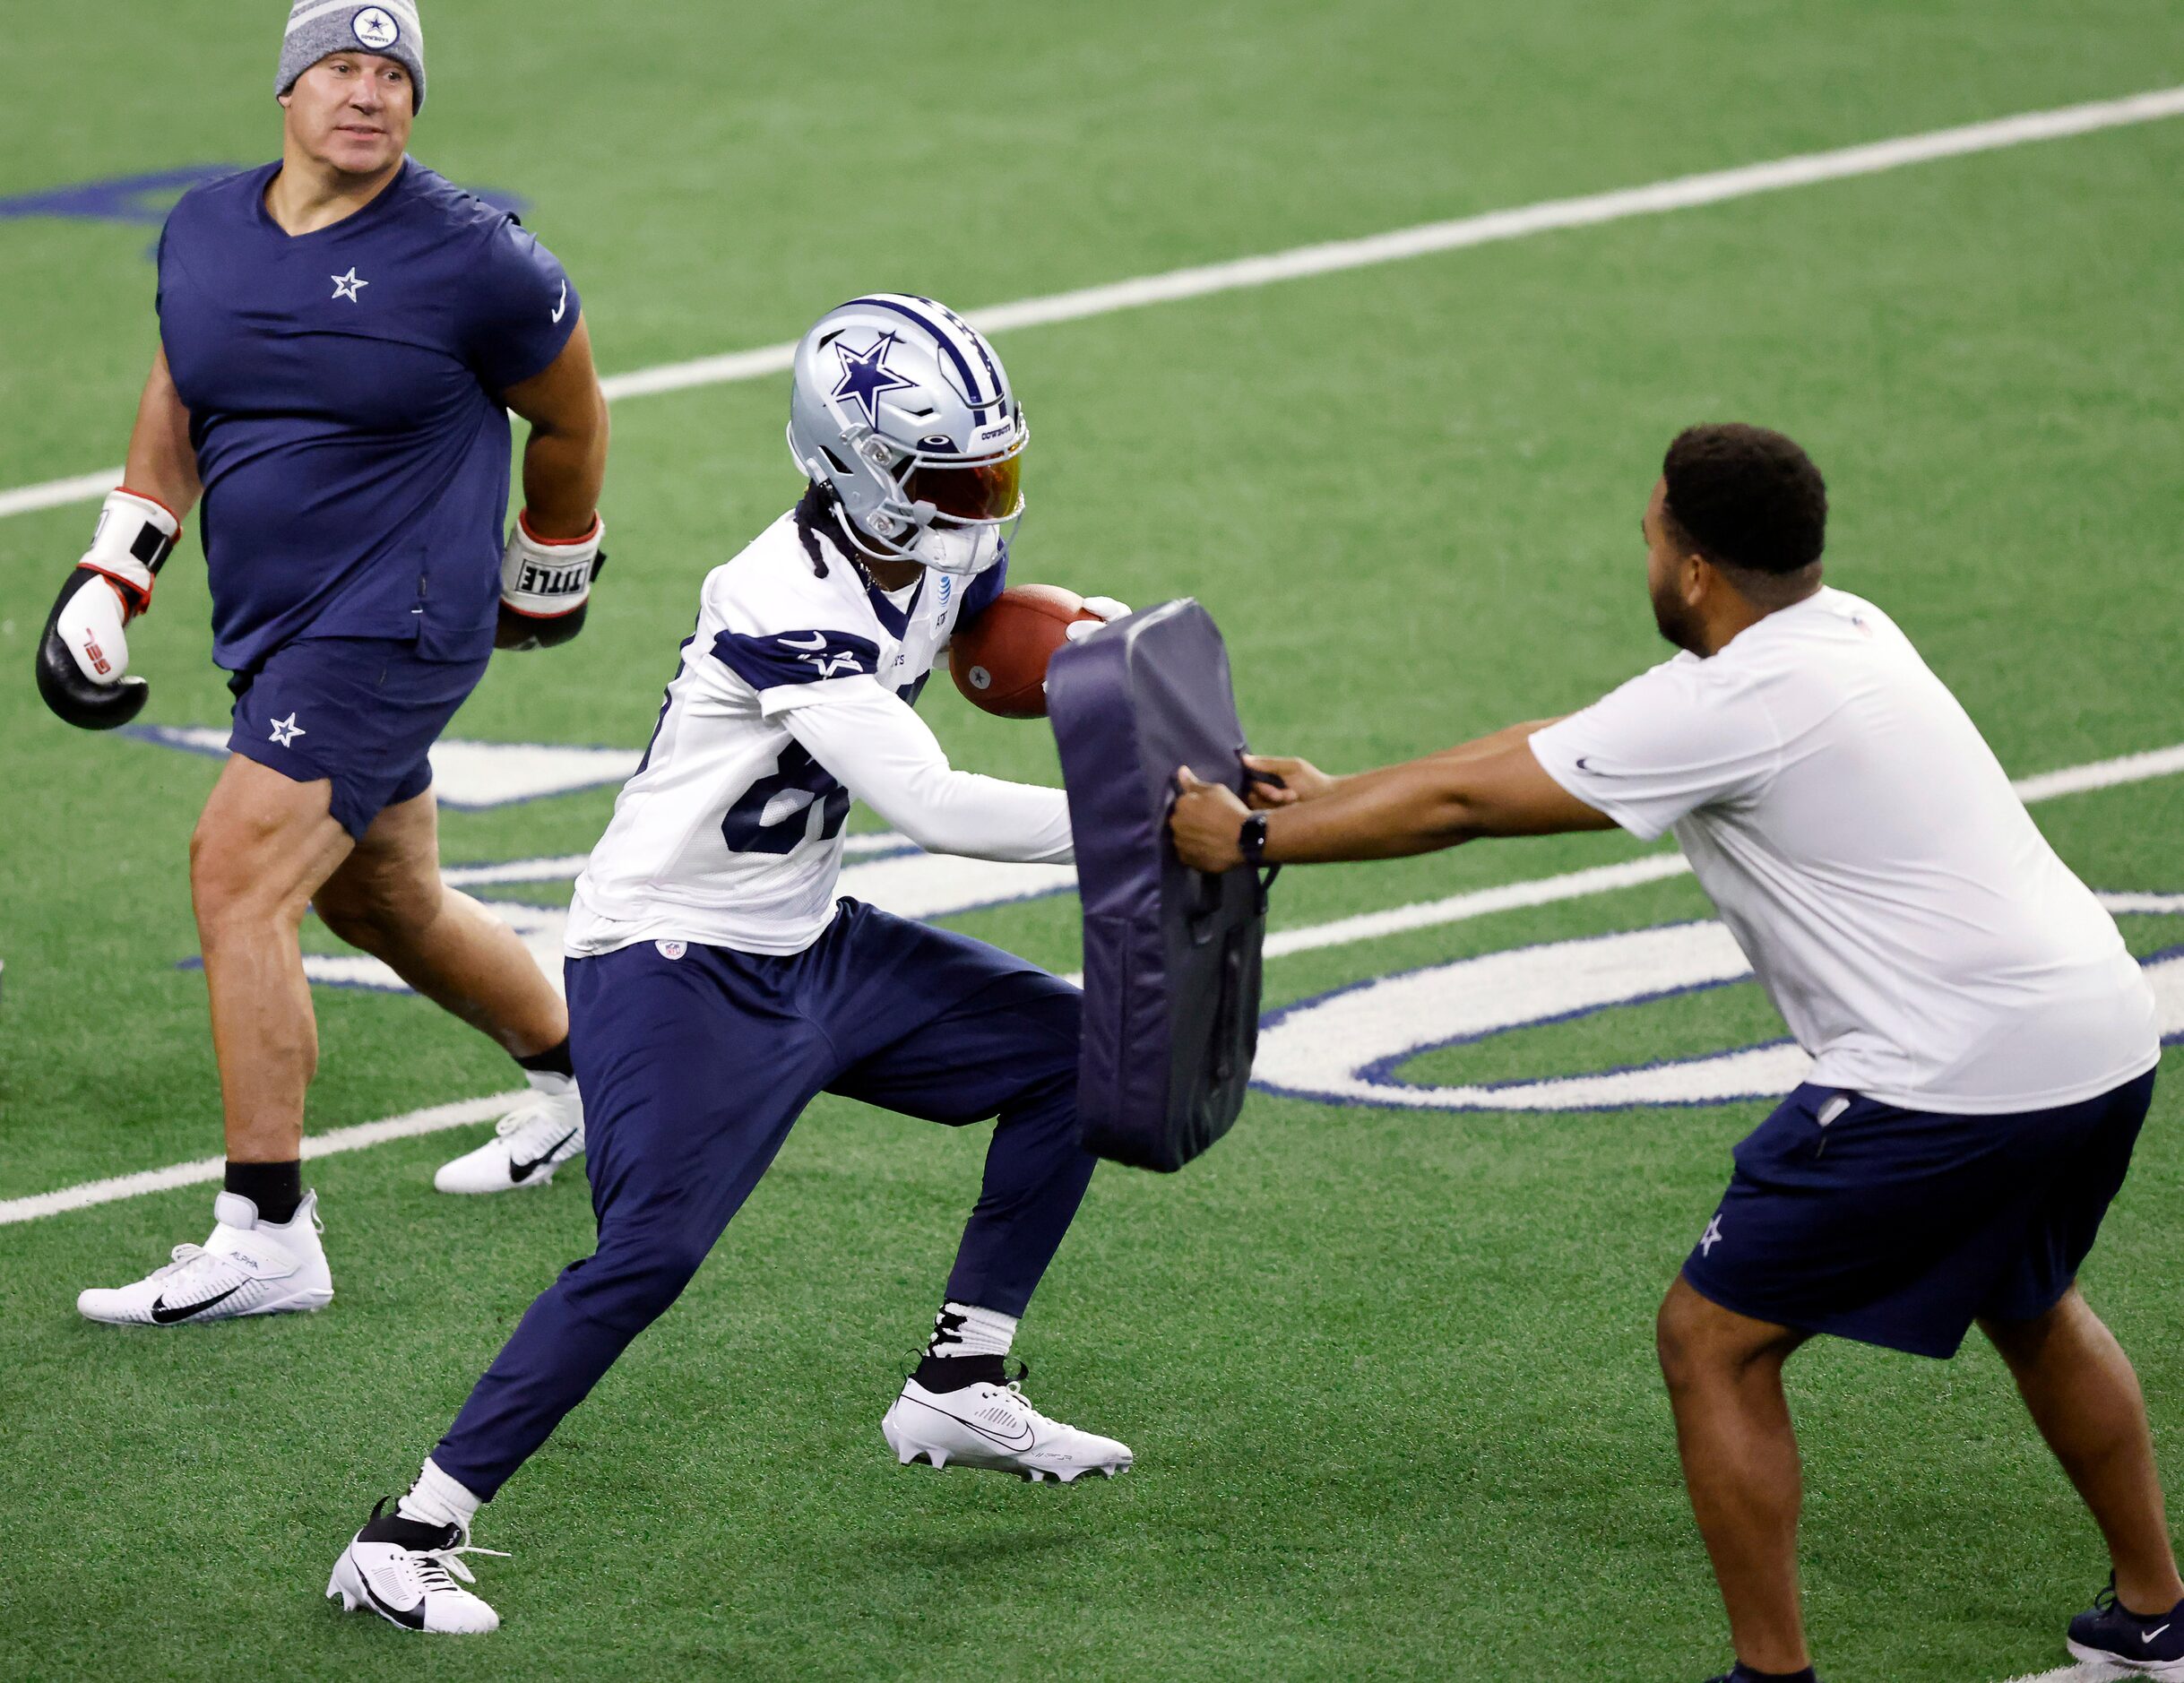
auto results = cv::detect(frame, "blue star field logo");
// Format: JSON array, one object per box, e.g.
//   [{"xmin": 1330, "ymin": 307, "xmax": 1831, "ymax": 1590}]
[{"xmin": 829, "ymin": 333, "xmax": 918, "ymax": 426}]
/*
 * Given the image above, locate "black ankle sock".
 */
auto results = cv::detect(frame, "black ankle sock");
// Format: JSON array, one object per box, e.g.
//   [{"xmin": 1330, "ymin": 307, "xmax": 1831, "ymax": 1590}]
[
  {"xmin": 224, "ymin": 1160, "xmax": 303, "ymax": 1225},
  {"xmin": 914, "ymin": 1353, "xmax": 1006, "ymax": 1393},
  {"xmin": 1731, "ymin": 1666, "xmax": 1817, "ymax": 1683},
  {"xmin": 514, "ymin": 1037, "xmax": 575, "ymax": 1080}
]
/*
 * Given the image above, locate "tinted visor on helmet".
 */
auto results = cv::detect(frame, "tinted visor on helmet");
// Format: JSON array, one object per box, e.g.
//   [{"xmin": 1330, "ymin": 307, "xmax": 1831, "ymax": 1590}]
[{"xmin": 902, "ymin": 450, "xmax": 1023, "ymax": 524}]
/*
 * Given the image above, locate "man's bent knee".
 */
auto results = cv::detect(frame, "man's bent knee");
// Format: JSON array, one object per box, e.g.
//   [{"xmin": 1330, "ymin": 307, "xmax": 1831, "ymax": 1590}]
[
  {"xmin": 315, "ymin": 790, "xmax": 445, "ymax": 953},
  {"xmin": 1658, "ymin": 1277, "xmax": 1707, "ymax": 1391},
  {"xmin": 564, "ymin": 1233, "xmax": 713, "ymax": 1329},
  {"xmin": 1981, "ymin": 1282, "xmax": 2085, "ymax": 1368},
  {"xmin": 191, "ymin": 757, "xmax": 349, "ymax": 937},
  {"xmin": 315, "ymin": 865, "xmax": 442, "ymax": 953},
  {"xmin": 1659, "ymin": 1274, "xmax": 1800, "ymax": 1391}
]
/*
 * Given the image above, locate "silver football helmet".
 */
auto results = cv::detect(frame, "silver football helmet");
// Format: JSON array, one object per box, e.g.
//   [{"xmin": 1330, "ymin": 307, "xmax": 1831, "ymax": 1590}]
[{"xmin": 787, "ymin": 294, "xmax": 1027, "ymax": 576}]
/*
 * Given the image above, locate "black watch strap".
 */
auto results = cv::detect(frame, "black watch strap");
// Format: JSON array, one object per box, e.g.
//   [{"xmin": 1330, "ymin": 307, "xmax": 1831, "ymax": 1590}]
[{"xmin": 1239, "ymin": 812, "xmax": 1270, "ymax": 867}]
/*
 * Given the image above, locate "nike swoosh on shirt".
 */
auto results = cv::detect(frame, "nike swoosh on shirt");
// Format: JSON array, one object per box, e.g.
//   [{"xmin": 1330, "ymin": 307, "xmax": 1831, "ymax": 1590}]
[
  {"xmin": 551, "ymin": 281, "xmax": 569, "ymax": 324},
  {"xmin": 151, "ymin": 1282, "xmax": 244, "ymax": 1323},
  {"xmin": 509, "ymin": 1127, "xmax": 581, "ymax": 1183},
  {"xmin": 779, "ymin": 633, "xmax": 829, "ymax": 651}
]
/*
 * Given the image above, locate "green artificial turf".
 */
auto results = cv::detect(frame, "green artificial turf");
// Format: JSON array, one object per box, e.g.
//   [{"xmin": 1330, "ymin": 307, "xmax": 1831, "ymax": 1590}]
[{"xmin": 2, "ymin": 4, "xmax": 2181, "ymax": 1679}]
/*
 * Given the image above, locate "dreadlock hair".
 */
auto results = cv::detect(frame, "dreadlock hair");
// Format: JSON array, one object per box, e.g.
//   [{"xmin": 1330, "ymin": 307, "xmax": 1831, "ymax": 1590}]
[{"xmin": 792, "ymin": 480, "xmax": 848, "ymax": 579}]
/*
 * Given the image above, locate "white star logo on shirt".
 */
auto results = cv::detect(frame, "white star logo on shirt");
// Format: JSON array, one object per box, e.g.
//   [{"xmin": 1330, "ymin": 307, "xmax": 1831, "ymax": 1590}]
[
  {"xmin": 1699, "ymin": 1214, "xmax": 1724, "ymax": 1256},
  {"xmin": 268, "ymin": 713, "xmax": 306, "ymax": 747},
  {"xmin": 331, "ymin": 268, "xmax": 369, "ymax": 304}
]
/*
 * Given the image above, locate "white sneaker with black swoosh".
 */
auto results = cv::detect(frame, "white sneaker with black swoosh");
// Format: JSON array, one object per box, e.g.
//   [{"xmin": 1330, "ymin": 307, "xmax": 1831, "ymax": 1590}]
[
  {"xmin": 326, "ymin": 1500, "xmax": 504, "ymax": 1635},
  {"xmin": 434, "ymin": 1075, "xmax": 585, "ymax": 1195},
  {"xmin": 75, "ymin": 1190, "xmax": 333, "ymax": 1326},
  {"xmin": 881, "ymin": 1373, "xmax": 1133, "ymax": 1483}
]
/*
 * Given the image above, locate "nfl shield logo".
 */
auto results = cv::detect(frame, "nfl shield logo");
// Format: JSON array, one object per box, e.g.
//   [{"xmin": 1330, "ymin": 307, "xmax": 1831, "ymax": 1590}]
[{"xmin": 655, "ymin": 940, "xmax": 686, "ymax": 961}]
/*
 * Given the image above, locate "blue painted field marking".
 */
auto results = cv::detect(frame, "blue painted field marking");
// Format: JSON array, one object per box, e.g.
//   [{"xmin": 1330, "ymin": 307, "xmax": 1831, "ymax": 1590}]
[{"xmin": 1, "ymin": 165, "xmax": 528, "ymax": 257}]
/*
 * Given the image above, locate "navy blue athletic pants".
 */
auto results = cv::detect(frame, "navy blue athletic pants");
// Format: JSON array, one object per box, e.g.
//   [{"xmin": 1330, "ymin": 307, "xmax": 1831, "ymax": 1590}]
[{"xmin": 432, "ymin": 899, "xmax": 1095, "ymax": 1499}]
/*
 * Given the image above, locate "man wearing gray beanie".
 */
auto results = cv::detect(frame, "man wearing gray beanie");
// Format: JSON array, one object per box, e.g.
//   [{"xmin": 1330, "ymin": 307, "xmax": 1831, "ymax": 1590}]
[
  {"xmin": 279, "ymin": 2, "xmax": 427, "ymax": 113},
  {"xmin": 56, "ymin": 0, "xmax": 614, "ymax": 1343}
]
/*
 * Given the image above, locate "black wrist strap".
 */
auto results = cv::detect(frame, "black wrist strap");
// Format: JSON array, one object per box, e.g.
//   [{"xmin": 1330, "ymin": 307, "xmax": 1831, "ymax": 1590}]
[{"xmin": 1239, "ymin": 812, "xmax": 1269, "ymax": 867}]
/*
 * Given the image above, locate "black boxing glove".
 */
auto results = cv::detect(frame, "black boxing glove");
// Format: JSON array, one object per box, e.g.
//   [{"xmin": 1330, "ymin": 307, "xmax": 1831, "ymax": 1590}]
[{"xmin": 36, "ymin": 489, "xmax": 180, "ymax": 730}]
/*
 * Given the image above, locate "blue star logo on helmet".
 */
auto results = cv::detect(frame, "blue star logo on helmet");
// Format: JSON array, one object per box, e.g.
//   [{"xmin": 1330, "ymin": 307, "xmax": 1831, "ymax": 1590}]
[{"xmin": 829, "ymin": 333, "xmax": 919, "ymax": 427}]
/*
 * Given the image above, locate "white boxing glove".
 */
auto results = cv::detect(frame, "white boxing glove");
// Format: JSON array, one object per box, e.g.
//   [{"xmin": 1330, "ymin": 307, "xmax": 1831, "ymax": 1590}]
[
  {"xmin": 498, "ymin": 511, "xmax": 606, "ymax": 650},
  {"xmin": 36, "ymin": 488, "xmax": 181, "ymax": 729},
  {"xmin": 79, "ymin": 488, "xmax": 182, "ymax": 618},
  {"xmin": 56, "ymin": 570, "xmax": 132, "ymax": 685},
  {"xmin": 1065, "ymin": 594, "xmax": 1133, "ymax": 642}
]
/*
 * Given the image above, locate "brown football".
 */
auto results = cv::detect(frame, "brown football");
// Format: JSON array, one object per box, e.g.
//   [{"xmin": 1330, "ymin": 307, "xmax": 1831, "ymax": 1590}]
[{"xmin": 949, "ymin": 584, "xmax": 1101, "ymax": 719}]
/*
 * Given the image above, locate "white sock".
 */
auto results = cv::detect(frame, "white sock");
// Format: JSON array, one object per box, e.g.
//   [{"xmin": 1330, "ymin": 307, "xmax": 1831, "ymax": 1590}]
[
  {"xmin": 925, "ymin": 1300, "xmax": 1017, "ymax": 1361},
  {"xmin": 397, "ymin": 1457, "xmax": 483, "ymax": 1533}
]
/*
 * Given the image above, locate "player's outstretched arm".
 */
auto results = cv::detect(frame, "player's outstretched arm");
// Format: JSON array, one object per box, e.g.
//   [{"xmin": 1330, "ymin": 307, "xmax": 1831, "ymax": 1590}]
[
  {"xmin": 782, "ymin": 682, "xmax": 1074, "ymax": 865},
  {"xmin": 1170, "ymin": 729, "xmax": 1610, "ymax": 870},
  {"xmin": 1236, "ymin": 717, "xmax": 1567, "ymax": 814},
  {"xmin": 34, "ymin": 350, "xmax": 199, "ymax": 730}
]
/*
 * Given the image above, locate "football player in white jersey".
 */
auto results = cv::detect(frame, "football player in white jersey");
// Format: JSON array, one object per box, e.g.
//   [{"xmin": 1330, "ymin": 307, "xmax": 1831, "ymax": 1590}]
[{"xmin": 331, "ymin": 297, "xmax": 1133, "ymax": 1634}]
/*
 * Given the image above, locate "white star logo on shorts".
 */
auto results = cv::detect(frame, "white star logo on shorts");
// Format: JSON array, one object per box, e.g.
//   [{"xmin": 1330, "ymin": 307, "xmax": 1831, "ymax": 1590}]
[
  {"xmin": 1699, "ymin": 1214, "xmax": 1724, "ymax": 1256},
  {"xmin": 268, "ymin": 713, "xmax": 306, "ymax": 747},
  {"xmin": 331, "ymin": 269, "xmax": 369, "ymax": 304}
]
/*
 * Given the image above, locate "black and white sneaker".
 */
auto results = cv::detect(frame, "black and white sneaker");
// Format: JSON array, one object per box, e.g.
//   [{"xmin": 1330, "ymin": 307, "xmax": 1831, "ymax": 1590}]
[
  {"xmin": 326, "ymin": 1499, "xmax": 504, "ymax": 1635},
  {"xmin": 435, "ymin": 1075, "xmax": 584, "ymax": 1195},
  {"xmin": 76, "ymin": 1191, "xmax": 332, "ymax": 1325},
  {"xmin": 2068, "ymin": 1576, "xmax": 2184, "ymax": 1676},
  {"xmin": 881, "ymin": 1369, "xmax": 1131, "ymax": 1483}
]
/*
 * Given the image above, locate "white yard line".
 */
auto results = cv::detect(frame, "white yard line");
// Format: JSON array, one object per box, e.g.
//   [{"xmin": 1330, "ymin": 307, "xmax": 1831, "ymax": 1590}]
[
  {"xmin": 1264, "ymin": 853, "xmax": 1692, "ymax": 958},
  {"xmin": 0, "ymin": 1093, "xmax": 519, "ymax": 1226},
  {"xmin": 4, "ymin": 84, "xmax": 2181, "ymax": 521},
  {"xmin": 0, "ymin": 466, "xmax": 124, "ymax": 521},
  {"xmin": 4, "ymin": 738, "xmax": 2179, "ymax": 1230},
  {"xmin": 2001, "ymin": 1666, "xmax": 2125, "ymax": 1682}
]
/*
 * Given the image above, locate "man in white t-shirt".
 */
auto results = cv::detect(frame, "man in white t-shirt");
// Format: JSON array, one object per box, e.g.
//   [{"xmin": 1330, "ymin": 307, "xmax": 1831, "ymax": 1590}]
[{"xmin": 1171, "ymin": 425, "xmax": 2173, "ymax": 1683}]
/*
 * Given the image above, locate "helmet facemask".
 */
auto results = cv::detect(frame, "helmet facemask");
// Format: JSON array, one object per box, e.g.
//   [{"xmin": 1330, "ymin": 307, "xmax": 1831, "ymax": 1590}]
[{"xmin": 839, "ymin": 417, "xmax": 1026, "ymax": 577}]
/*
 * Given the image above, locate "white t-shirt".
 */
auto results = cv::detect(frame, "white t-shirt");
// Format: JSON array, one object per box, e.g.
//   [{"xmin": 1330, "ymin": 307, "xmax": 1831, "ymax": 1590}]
[
  {"xmin": 565, "ymin": 508, "xmax": 1071, "ymax": 959},
  {"xmin": 1529, "ymin": 587, "xmax": 2156, "ymax": 1114}
]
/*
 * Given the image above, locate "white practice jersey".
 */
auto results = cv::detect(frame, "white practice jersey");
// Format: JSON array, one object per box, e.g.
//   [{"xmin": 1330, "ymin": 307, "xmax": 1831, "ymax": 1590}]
[
  {"xmin": 565, "ymin": 504, "xmax": 1072, "ymax": 958},
  {"xmin": 1531, "ymin": 587, "xmax": 2158, "ymax": 1114}
]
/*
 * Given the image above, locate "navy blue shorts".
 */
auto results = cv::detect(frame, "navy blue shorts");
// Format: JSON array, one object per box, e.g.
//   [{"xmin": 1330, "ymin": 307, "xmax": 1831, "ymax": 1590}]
[
  {"xmin": 226, "ymin": 636, "xmax": 489, "ymax": 841},
  {"xmin": 1681, "ymin": 1070, "xmax": 2156, "ymax": 1359}
]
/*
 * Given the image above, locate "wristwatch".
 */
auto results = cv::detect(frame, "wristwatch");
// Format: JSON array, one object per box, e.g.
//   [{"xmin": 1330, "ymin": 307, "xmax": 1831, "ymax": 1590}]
[{"xmin": 1239, "ymin": 812, "xmax": 1270, "ymax": 868}]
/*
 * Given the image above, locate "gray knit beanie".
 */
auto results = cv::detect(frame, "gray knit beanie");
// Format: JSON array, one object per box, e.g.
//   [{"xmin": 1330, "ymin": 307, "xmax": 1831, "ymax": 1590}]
[{"xmin": 277, "ymin": 3, "xmax": 427, "ymax": 113}]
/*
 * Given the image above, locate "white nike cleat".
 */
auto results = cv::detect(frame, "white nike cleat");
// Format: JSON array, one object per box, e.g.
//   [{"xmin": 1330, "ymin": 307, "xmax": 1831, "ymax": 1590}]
[
  {"xmin": 434, "ymin": 1074, "xmax": 584, "ymax": 1195},
  {"xmin": 76, "ymin": 1190, "xmax": 333, "ymax": 1326},
  {"xmin": 882, "ymin": 1372, "xmax": 1133, "ymax": 1483},
  {"xmin": 326, "ymin": 1500, "xmax": 504, "ymax": 1635}
]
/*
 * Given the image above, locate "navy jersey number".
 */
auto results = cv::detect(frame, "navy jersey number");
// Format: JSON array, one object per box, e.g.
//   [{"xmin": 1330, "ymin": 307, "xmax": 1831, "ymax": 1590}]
[{"xmin": 721, "ymin": 742, "xmax": 850, "ymax": 855}]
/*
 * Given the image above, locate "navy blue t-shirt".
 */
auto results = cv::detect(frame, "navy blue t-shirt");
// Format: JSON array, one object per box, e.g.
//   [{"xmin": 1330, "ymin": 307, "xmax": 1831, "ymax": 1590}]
[{"xmin": 158, "ymin": 158, "xmax": 579, "ymax": 671}]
